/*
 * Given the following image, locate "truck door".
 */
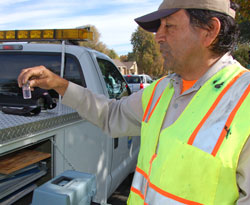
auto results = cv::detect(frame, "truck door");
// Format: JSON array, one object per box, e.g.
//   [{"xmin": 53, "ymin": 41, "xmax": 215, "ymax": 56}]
[{"xmin": 94, "ymin": 57, "xmax": 140, "ymax": 195}]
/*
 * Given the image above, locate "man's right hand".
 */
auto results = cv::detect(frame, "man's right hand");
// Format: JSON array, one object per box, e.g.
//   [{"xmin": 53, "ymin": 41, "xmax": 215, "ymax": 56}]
[{"xmin": 17, "ymin": 65, "xmax": 69, "ymax": 96}]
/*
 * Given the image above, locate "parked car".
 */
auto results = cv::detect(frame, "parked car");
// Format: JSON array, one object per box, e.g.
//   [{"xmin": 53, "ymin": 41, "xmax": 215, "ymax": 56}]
[
  {"xmin": 124, "ymin": 75, "xmax": 142, "ymax": 93},
  {"xmin": 124, "ymin": 74, "xmax": 153, "ymax": 93},
  {"xmin": 139, "ymin": 74, "xmax": 154, "ymax": 88}
]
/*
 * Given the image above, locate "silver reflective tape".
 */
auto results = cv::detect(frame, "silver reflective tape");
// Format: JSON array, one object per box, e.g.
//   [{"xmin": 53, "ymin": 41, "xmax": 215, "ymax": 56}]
[
  {"xmin": 131, "ymin": 171, "xmax": 147, "ymax": 196},
  {"xmin": 193, "ymin": 120, "xmax": 227, "ymax": 154},
  {"xmin": 193, "ymin": 72, "xmax": 250, "ymax": 154},
  {"xmin": 145, "ymin": 186, "xmax": 185, "ymax": 205},
  {"xmin": 145, "ymin": 77, "xmax": 170, "ymax": 122}
]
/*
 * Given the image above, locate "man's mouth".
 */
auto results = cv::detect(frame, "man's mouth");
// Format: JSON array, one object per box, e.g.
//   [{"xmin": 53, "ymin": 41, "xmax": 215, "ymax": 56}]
[{"xmin": 160, "ymin": 44, "xmax": 170, "ymax": 57}]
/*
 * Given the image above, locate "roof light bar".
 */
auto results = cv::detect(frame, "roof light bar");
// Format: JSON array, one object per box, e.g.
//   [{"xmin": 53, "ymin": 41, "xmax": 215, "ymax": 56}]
[{"xmin": 0, "ymin": 28, "xmax": 93, "ymax": 42}]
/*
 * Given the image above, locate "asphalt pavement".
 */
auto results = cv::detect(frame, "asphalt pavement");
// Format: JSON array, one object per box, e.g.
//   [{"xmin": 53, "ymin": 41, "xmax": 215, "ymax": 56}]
[{"xmin": 107, "ymin": 173, "xmax": 134, "ymax": 205}]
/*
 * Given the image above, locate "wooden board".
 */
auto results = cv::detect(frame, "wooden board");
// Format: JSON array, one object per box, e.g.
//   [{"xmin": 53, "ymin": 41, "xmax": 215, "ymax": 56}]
[{"xmin": 0, "ymin": 149, "xmax": 51, "ymax": 175}]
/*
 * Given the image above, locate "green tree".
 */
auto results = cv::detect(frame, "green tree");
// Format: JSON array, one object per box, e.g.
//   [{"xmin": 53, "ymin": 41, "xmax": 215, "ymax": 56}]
[
  {"xmin": 131, "ymin": 27, "xmax": 164, "ymax": 77},
  {"xmin": 233, "ymin": 0, "xmax": 250, "ymax": 43},
  {"xmin": 78, "ymin": 25, "xmax": 108, "ymax": 54},
  {"xmin": 238, "ymin": 21, "xmax": 250, "ymax": 43},
  {"xmin": 120, "ymin": 55, "xmax": 128, "ymax": 62},
  {"xmin": 78, "ymin": 25, "xmax": 119, "ymax": 58},
  {"xmin": 108, "ymin": 49, "xmax": 119, "ymax": 59},
  {"xmin": 234, "ymin": 0, "xmax": 250, "ymax": 22},
  {"xmin": 120, "ymin": 53, "xmax": 136, "ymax": 62},
  {"xmin": 232, "ymin": 0, "xmax": 250, "ymax": 68},
  {"xmin": 233, "ymin": 43, "xmax": 250, "ymax": 67}
]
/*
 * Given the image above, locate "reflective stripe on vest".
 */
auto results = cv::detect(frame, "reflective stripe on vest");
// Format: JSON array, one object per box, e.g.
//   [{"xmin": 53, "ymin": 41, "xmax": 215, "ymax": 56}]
[
  {"xmin": 132, "ymin": 168, "xmax": 203, "ymax": 205},
  {"xmin": 143, "ymin": 76, "xmax": 169, "ymax": 123},
  {"xmin": 129, "ymin": 65, "xmax": 250, "ymax": 204},
  {"xmin": 145, "ymin": 184, "xmax": 202, "ymax": 205},
  {"xmin": 131, "ymin": 167, "xmax": 147, "ymax": 199},
  {"xmin": 189, "ymin": 70, "xmax": 248, "ymax": 155}
]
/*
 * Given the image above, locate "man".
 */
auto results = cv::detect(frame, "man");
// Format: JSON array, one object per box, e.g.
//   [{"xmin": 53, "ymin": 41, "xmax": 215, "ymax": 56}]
[{"xmin": 18, "ymin": 0, "xmax": 250, "ymax": 204}]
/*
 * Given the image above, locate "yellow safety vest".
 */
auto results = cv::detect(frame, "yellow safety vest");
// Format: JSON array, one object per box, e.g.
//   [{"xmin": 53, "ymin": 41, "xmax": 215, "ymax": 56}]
[{"xmin": 128, "ymin": 64, "xmax": 250, "ymax": 204}]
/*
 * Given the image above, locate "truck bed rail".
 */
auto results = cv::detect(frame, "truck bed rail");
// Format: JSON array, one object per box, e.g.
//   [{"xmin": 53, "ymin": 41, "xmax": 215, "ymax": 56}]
[{"xmin": 0, "ymin": 104, "xmax": 81, "ymax": 144}]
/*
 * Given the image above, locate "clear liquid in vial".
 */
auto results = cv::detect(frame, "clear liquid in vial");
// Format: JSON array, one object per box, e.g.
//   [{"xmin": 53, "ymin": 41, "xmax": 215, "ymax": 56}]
[{"xmin": 22, "ymin": 83, "xmax": 31, "ymax": 99}]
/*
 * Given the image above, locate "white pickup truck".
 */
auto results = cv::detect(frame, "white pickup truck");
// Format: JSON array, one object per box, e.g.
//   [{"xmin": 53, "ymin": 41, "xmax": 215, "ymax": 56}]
[{"xmin": 0, "ymin": 28, "xmax": 140, "ymax": 205}]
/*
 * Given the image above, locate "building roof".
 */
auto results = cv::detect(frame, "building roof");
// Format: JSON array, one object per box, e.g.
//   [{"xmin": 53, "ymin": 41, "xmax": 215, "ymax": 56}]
[
  {"xmin": 113, "ymin": 59, "xmax": 136, "ymax": 69},
  {"xmin": 112, "ymin": 59, "xmax": 126, "ymax": 67},
  {"xmin": 123, "ymin": 61, "xmax": 135, "ymax": 69}
]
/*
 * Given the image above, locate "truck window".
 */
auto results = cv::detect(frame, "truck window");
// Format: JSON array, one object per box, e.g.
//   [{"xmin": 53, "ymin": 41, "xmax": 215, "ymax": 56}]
[
  {"xmin": 0, "ymin": 52, "xmax": 85, "ymax": 103},
  {"xmin": 125, "ymin": 76, "xmax": 142, "ymax": 84},
  {"xmin": 96, "ymin": 58, "xmax": 130, "ymax": 99},
  {"xmin": 146, "ymin": 75, "xmax": 153, "ymax": 83}
]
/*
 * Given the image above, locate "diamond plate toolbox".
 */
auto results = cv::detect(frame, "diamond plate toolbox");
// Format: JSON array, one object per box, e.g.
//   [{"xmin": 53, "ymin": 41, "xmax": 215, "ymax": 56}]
[{"xmin": 0, "ymin": 104, "xmax": 81, "ymax": 144}]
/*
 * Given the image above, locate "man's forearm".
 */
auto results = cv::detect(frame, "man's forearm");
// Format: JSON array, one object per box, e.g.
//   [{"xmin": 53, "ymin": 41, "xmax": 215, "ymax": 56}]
[{"xmin": 54, "ymin": 77, "xmax": 69, "ymax": 96}]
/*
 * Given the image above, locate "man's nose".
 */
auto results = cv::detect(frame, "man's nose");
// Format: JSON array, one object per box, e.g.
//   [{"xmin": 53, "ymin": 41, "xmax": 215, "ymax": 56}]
[{"xmin": 155, "ymin": 25, "xmax": 166, "ymax": 44}]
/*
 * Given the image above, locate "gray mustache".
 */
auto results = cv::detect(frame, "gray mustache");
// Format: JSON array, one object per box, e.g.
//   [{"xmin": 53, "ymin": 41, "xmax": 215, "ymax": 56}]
[{"xmin": 159, "ymin": 44, "xmax": 170, "ymax": 53}]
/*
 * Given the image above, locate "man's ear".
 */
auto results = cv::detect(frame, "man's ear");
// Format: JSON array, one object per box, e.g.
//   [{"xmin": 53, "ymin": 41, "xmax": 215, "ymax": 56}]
[{"xmin": 203, "ymin": 17, "xmax": 221, "ymax": 48}]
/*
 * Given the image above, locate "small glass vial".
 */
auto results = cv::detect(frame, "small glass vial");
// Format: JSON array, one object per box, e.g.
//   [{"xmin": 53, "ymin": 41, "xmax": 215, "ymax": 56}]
[{"xmin": 22, "ymin": 82, "xmax": 32, "ymax": 99}]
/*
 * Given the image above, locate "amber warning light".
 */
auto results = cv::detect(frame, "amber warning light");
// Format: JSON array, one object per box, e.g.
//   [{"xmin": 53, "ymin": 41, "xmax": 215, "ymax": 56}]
[{"xmin": 0, "ymin": 28, "xmax": 93, "ymax": 42}]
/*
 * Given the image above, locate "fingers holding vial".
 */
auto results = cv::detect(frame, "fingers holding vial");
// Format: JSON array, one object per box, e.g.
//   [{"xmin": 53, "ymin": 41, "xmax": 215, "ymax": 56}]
[
  {"xmin": 18, "ymin": 66, "xmax": 55, "ymax": 89},
  {"xmin": 18, "ymin": 66, "xmax": 45, "ymax": 88},
  {"xmin": 18, "ymin": 65, "xmax": 69, "ymax": 97},
  {"xmin": 18, "ymin": 66, "xmax": 48, "ymax": 100}
]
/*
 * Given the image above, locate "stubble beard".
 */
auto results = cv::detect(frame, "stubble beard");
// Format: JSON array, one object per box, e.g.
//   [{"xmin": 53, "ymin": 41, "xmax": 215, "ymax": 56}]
[
  {"xmin": 160, "ymin": 43, "xmax": 178, "ymax": 74},
  {"xmin": 162, "ymin": 51, "xmax": 177, "ymax": 74}
]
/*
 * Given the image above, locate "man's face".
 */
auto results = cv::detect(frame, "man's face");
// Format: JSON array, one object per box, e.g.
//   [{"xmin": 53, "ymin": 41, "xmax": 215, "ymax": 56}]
[{"xmin": 155, "ymin": 10, "xmax": 204, "ymax": 76}]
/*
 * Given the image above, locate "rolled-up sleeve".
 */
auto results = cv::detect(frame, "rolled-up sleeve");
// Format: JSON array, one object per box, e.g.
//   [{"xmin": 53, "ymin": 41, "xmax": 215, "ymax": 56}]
[{"xmin": 62, "ymin": 82, "xmax": 143, "ymax": 138}]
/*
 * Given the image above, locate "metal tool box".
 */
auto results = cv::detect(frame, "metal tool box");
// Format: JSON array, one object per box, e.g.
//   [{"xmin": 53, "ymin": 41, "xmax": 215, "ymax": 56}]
[{"xmin": 32, "ymin": 170, "xmax": 96, "ymax": 205}]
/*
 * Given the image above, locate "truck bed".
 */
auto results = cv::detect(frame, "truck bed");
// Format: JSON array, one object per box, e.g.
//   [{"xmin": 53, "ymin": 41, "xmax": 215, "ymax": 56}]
[{"xmin": 0, "ymin": 104, "xmax": 80, "ymax": 146}]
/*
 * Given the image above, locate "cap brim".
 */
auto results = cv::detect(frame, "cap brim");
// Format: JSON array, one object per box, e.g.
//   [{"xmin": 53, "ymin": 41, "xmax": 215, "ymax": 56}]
[{"xmin": 135, "ymin": 8, "xmax": 179, "ymax": 32}]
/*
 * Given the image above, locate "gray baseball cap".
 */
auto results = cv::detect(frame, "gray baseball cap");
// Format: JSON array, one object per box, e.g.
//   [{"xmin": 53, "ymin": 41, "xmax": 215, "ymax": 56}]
[{"xmin": 135, "ymin": 0, "xmax": 236, "ymax": 32}]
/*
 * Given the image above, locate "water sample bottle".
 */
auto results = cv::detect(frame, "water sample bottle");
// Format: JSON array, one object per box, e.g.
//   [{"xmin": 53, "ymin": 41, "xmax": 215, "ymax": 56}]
[{"xmin": 22, "ymin": 82, "xmax": 32, "ymax": 99}]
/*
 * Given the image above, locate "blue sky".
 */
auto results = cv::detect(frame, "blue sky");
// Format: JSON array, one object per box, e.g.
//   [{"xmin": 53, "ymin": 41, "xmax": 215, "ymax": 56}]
[{"xmin": 0, "ymin": 0, "xmax": 162, "ymax": 56}]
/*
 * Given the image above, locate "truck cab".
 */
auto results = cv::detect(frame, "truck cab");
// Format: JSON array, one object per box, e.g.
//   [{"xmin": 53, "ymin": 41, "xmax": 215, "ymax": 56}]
[{"xmin": 0, "ymin": 28, "xmax": 140, "ymax": 204}]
